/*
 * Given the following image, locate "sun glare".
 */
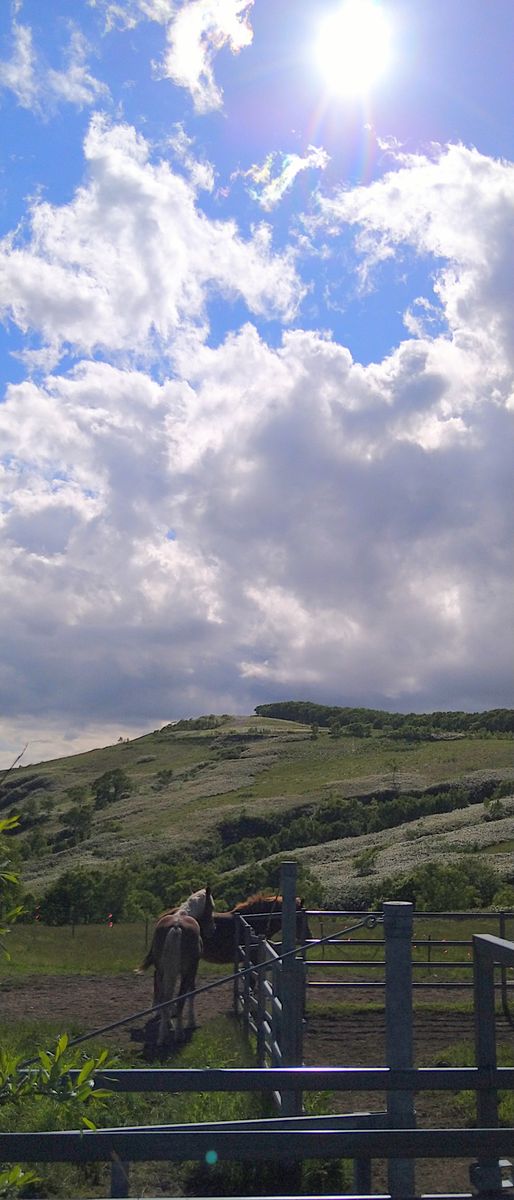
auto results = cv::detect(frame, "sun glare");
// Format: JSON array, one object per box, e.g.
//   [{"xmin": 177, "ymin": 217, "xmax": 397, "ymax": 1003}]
[{"xmin": 315, "ymin": 0, "xmax": 391, "ymax": 97}]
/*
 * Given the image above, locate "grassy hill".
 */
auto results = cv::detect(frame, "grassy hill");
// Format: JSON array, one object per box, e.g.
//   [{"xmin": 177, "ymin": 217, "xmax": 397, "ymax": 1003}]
[{"xmin": 2, "ymin": 710, "xmax": 514, "ymax": 914}]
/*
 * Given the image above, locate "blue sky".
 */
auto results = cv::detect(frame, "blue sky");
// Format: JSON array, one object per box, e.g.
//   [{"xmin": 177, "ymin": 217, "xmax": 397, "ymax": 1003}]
[{"xmin": 0, "ymin": 0, "xmax": 512, "ymax": 763}]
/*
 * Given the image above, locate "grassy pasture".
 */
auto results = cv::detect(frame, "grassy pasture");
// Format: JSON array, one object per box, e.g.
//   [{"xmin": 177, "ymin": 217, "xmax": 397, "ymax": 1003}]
[
  {"xmin": 0, "ymin": 922, "xmax": 227, "ymax": 978},
  {"xmin": 0, "ymin": 922, "xmax": 149, "ymax": 976},
  {"xmin": 4, "ymin": 911, "xmax": 514, "ymax": 983}
]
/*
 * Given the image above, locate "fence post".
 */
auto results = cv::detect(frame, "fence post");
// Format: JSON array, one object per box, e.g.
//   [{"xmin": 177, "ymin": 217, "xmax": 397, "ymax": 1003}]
[
  {"xmin": 256, "ymin": 936, "xmax": 267, "ymax": 1068},
  {"xmin": 470, "ymin": 936, "xmax": 506, "ymax": 1198},
  {"xmin": 110, "ymin": 1157, "xmax": 129, "ymax": 1198},
  {"xmin": 242, "ymin": 920, "xmax": 252, "ymax": 1038},
  {"xmin": 280, "ymin": 862, "xmax": 302, "ymax": 1118},
  {"xmin": 233, "ymin": 913, "xmax": 242, "ymax": 1016},
  {"xmin": 384, "ymin": 901, "xmax": 415, "ymax": 1199}
]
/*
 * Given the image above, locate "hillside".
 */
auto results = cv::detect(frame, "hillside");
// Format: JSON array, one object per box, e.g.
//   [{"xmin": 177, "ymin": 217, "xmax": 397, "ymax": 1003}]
[{"xmin": 2, "ymin": 709, "xmax": 514, "ymax": 916}]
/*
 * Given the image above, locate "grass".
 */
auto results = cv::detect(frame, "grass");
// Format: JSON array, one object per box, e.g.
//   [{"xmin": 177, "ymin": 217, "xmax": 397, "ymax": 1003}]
[
  {"xmin": 5, "ymin": 715, "xmax": 513, "ymax": 900},
  {"xmin": 0, "ymin": 1016, "xmax": 269, "ymax": 1197},
  {"xmin": 4, "ymin": 911, "xmax": 514, "ymax": 981},
  {"xmin": 0, "ymin": 922, "xmax": 149, "ymax": 976},
  {"xmin": 0, "ymin": 923, "xmax": 229, "ymax": 979},
  {"xmin": 0, "ymin": 1013, "xmax": 353, "ymax": 1198}
]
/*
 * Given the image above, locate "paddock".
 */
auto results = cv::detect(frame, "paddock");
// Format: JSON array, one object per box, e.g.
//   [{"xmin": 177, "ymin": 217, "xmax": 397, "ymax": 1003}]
[{"xmin": 2, "ymin": 864, "xmax": 514, "ymax": 1198}]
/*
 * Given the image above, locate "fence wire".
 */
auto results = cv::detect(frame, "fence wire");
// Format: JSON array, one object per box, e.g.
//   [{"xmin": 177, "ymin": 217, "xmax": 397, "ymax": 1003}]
[{"xmin": 20, "ymin": 914, "xmax": 382, "ymax": 1064}]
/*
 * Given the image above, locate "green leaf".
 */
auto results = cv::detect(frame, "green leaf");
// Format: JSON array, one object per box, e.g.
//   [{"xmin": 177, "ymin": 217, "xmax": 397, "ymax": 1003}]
[
  {"xmin": 55, "ymin": 1033, "xmax": 69, "ymax": 1059},
  {"xmin": 77, "ymin": 1059, "xmax": 95, "ymax": 1086}
]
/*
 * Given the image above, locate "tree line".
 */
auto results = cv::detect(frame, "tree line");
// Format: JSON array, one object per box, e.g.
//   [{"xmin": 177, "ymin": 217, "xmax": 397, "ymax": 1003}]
[{"xmin": 254, "ymin": 701, "xmax": 514, "ymax": 735}]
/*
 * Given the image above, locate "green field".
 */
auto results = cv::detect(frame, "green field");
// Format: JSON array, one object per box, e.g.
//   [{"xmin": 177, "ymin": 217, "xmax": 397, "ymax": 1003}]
[{"xmin": 4, "ymin": 910, "xmax": 514, "ymax": 982}]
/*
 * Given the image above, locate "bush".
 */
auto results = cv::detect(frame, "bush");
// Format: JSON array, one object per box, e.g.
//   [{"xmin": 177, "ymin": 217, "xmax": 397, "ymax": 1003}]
[
  {"xmin": 92, "ymin": 769, "xmax": 132, "ymax": 810},
  {"xmin": 368, "ymin": 860, "xmax": 500, "ymax": 911}
]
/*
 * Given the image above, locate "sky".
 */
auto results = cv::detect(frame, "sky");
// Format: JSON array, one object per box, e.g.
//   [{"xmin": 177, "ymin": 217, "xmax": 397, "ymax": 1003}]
[{"xmin": 0, "ymin": 0, "xmax": 513, "ymax": 765}]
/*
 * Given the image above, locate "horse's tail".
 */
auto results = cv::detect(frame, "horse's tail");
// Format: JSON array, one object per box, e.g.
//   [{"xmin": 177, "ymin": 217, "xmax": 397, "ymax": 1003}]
[
  {"xmin": 135, "ymin": 947, "xmax": 154, "ymax": 974},
  {"xmin": 160, "ymin": 926, "xmax": 182, "ymax": 1009}
]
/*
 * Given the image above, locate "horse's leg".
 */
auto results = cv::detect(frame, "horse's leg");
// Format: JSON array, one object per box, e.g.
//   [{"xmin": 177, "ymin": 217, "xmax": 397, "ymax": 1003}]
[
  {"xmin": 177, "ymin": 953, "xmax": 200, "ymax": 1031},
  {"xmin": 157, "ymin": 927, "xmax": 181, "ymax": 1045}
]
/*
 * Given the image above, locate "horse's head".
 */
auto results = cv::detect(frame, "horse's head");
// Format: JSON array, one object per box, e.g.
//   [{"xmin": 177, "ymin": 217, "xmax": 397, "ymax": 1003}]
[
  {"xmin": 180, "ymin": 886, "xmax": 216, "ymax": 937},
  {"xmin": 233, "ymin": 892, "xmax": 311, "ymax": 944}
]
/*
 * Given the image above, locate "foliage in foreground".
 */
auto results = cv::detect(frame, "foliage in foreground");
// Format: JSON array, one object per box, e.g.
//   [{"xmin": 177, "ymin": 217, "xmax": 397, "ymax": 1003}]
[
  {"xmin": 0, "ymin": 1016, "xmax": 351, "ymax": 1198},
  {"xmin": 0, "ymin": 812, "xmax": 114, "ymax": 1198}
]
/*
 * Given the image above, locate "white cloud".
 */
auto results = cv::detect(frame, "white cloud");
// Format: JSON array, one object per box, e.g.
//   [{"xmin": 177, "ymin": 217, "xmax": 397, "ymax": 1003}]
[
  {"xmin": 238, "ymin": 145, "xmax": 330, "ymax": 211},
  {"xmin": 46, "ymin": 27, "xmax": 110, "ymax": 108},
  {"xmin": 160, "ymin": 0, "xmax": 254, "ymax": 112},
  {"xmin": 319, "ymin": 143, "xmax": 514, "ymax": 368},
  {"xmin": 91, "ymin": 0, "xmax": 175, "ymax": 31},
  {"xmin": 0, "ymin": 115, "xmax": 303, "ymax": 361},
  {"xmin": 0, "ymin": 18, "xmax": 108, "ymax": 112},
  {"xmin": 1, "ymin": 306, "xmax": 511, "ymax": 755},
  {"xmin": 0, "ymin": 21, "xmax": 37, "ymax": 108},
  {"xmin": 167, "ymin": 123, "xmax": 215, "ymax": 191},
  {"xmin": 0, "ymin": 140, "xmax": 512, "ymax": 757},
  {"xmin": 92, "ymin": 0, "xmax": 254, "ymax": 111}
]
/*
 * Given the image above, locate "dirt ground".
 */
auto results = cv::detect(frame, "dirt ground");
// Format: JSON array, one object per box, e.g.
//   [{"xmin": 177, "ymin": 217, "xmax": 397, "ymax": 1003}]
[{"xmin": 2, "ymin": 970, "xmax": 513, "ymax": 1196}]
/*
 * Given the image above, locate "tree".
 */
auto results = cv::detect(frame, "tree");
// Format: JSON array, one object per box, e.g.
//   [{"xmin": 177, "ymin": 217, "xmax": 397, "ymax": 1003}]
[
  {"xmin": 91, "ymin": 769, "xmax": 132, "ymax": 810},
  {"xmin": 0, "ymin": 815, "xmax": 23, "ymax": 951},
  {"xmin": 65, "ymin": 804, "xmax": 93, "ymax": 844},
  {"xmin": 41, "ymin": 868, "xmax": 105, "ymax": 923}
]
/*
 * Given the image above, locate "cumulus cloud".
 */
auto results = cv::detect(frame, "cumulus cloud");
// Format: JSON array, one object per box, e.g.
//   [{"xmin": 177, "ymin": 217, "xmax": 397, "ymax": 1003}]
[
  {"xmin": 0, "ymin": 139, "xmax": 512, "ymax": 760},
  {"xmin": 236, "ymin": 145, "xmax": 330, "ymax": 211},
  {"xmin": 0, "ymin": 115, "xmax": 303, "ymax": 362},
  {"xmin": 1, "ymin": 315, "xmax": 511, "ymax": 757},
  {"xmin": 318, "ymin": 142, "xmax": 514, "ymax": 368},
  {"xmin": 93, "ymin": 0, "xmax": 253, "ymax": 112},
  {"xmin": 159, "ymin": 0, "xmax": 254, "ymax": 112},
  {"xmin": 0, "ymin": 19, "xmax": 108, "ymax": 112}
]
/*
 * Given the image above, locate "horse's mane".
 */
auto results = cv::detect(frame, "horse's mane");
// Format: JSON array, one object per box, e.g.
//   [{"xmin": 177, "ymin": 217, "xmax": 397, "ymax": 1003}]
[
  {"xmin": 232, "ymin": 892, "xmax": 283, "ymax": 913},
  {"xmin": 177, "ymin": 887, "xmax": 211, "ymax": 919}
]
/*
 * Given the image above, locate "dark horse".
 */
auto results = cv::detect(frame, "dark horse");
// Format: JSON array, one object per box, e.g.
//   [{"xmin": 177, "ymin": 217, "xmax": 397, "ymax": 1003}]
[
  {"xmin": 138, "ymin": 886, "xmax": 215, "ymax": 1045},
  {"xmin": 201, "ymin": 892, "xmax": 311, "ymax": 963}
]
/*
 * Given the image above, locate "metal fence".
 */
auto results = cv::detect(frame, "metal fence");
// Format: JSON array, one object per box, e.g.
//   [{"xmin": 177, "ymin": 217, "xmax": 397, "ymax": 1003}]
[
  {"xmin": 303, "ymin": 908, "xmax": 514, "ymax": 1010},
  {"xmin": 3, "ymin": 866, "xmax": 514, "ymax": 1199}
]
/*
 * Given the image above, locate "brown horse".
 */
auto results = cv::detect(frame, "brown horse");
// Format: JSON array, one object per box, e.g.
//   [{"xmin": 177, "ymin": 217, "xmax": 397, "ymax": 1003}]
[
  {"xmin": 138, "ymin": 886, "xmax": 215, "ymax": 1045},
  {"xmin": 201, "ymin": 892, "xmax": 311, "ymax": 963}
]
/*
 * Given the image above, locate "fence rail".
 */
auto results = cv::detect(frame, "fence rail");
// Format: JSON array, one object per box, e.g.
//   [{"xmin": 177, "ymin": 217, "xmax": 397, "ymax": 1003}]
[
  {"xmin": 302, "ymin": 908, "xmax": 514, "ymax": 1003},
  {"xmin": 4, "ymin": 871, "xmax": 514, "ymax": 1199}
]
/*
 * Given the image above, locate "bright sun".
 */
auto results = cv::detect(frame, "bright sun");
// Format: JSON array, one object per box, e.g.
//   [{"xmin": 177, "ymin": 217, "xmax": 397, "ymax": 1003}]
[{"xmin": 315, "ymin": 0, "xmax": 391, "ymax": 97}]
